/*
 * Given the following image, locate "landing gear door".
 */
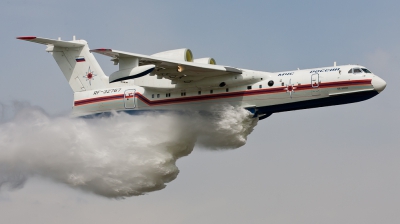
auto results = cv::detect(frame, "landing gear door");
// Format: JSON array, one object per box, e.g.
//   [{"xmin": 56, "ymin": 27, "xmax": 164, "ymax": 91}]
[
  {"xmin": 311, "ymin": 73, "xmax": 320, "ymax": 96},
  {"xmin": 124, "ymin": 89, "xmax": 136, "ymax": 109}
]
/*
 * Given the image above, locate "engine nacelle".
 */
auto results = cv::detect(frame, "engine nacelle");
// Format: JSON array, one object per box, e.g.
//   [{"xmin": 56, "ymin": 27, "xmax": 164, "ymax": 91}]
[
  {"xmin": 193, "ymin": 58, "xmax": 216, "ymax": 65},
  {"xmin": 151, "ymin": 48, "xmax": 193, "ymax": 62}
]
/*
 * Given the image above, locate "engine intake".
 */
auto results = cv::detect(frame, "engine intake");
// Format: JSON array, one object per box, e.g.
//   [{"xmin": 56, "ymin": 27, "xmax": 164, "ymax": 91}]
[
  {"xmin": 151, "ymin": 48, "xmax": 193, "ymax": 62},
  {"xmin": 193, "ymin": 57, "xmax": 216, "ymax": 65}
]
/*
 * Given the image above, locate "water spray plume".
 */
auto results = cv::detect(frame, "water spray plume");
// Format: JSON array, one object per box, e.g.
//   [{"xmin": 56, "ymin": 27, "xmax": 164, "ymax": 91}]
[{"xmin": 0, "ymin": 103, "xmax": 257, "ymax": 198}]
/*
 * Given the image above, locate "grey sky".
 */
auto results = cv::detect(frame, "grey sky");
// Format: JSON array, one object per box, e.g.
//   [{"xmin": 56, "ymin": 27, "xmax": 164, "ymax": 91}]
[{"xmin": 0, "ymin": 0, "xmax": 399, "ymax": 223}]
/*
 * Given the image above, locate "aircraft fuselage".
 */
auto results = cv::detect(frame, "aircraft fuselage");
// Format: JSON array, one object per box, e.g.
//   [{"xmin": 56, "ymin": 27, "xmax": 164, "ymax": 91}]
[{"xmin": 72, "ymin": 64, "xmax": 386, "ymax": 118}]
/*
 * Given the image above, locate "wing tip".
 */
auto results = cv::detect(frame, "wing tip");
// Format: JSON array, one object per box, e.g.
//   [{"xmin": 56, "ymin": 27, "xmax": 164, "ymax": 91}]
[
  {"xmin": 91, "ymin": 48, "xmax": 112, "ymax": 52},
  {"xmin": 16, "ymin": 36, "xmax": 37, "ymax": 40}
]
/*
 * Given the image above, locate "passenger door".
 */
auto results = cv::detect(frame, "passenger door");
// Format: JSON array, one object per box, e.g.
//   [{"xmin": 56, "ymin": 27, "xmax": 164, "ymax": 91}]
[{"xmin": 124, "ymin": 89, "xmax": 136, "ymax": 109}]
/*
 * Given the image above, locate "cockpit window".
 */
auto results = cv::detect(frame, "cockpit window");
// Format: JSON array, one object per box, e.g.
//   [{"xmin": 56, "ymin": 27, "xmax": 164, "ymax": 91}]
[
  {"xmin": 353, "ymin": 68, "xmax": 362, "ymax": 73},
  {"xmin": 348, "ymin": 69, "xmax": 353, "ymax": 74},
  {"xmin": 361, "ymin": 68, "xmax": 372, "ymax": 73}
]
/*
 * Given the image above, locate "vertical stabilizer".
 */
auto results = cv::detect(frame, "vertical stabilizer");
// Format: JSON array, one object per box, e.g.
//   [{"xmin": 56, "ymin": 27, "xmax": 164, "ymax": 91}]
[{"xmin": 17, "ymin": 36, "xmax": 109, "ymax": 92}]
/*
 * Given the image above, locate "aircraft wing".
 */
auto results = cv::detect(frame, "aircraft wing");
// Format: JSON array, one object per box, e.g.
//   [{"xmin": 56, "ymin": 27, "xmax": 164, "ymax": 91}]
[{"xmin": 90, "ymin": 48, "xmax": 242, "ymax": 81}]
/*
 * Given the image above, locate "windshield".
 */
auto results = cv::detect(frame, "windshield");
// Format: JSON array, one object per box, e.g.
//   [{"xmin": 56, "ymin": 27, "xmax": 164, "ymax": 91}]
[
  {"xmin": 361, "ymin": 68, "xmax": 372, "ymax": 73},
  {"xmin": 348, "ymin": 68, "xmax": 367, "ymax": 74}
]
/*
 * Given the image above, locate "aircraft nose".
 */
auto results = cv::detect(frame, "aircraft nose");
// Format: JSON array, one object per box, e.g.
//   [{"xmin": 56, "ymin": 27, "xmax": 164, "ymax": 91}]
[{"xmin": 372, "ymin": 76, "xmax": 387, "ymax": 93}]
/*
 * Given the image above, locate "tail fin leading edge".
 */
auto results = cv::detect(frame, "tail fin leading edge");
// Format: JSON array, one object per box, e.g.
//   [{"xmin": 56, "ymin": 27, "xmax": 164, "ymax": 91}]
[{"xmin": 17, "ymin": 36, "xmax": 109, "ymax": 92}]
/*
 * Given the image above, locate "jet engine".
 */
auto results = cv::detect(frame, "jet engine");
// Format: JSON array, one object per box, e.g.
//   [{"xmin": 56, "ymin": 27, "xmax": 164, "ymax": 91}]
[
  {"xmin": 193, "ymin": 58, "xmax": 216, "ymax": 65},
  {"xmin": 151, "ymin": 48, "xmax": 193, "ymax": 62}
]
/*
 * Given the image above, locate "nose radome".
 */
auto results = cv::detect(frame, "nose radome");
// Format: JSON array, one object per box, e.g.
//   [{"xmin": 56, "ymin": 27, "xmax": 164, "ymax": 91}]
[{"xmin": 372, "ymin": 76, "xmax": 387, "ymax": 93}]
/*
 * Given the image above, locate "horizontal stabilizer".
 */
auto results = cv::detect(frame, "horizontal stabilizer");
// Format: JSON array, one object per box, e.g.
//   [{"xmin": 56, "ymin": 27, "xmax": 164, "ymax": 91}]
[
  {"xmin": 17, "ymin": 36, "xmax": 108, "ymax": 92},
  {"xmin": 16, "ymin": 36, "xmax": 85, "ymax": 48}
]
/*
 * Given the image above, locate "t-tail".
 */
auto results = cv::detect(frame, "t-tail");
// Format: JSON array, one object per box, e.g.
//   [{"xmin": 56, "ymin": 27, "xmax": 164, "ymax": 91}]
[{"xmin": 17, "ymin": 36, "xmax": 109, "ymax": 92}]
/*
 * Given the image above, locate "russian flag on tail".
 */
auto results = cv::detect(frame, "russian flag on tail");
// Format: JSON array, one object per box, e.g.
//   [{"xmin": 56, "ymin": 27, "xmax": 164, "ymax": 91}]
[{"xmin": 76, "ymin": 56, "xmax": 85, "ymax": 62}]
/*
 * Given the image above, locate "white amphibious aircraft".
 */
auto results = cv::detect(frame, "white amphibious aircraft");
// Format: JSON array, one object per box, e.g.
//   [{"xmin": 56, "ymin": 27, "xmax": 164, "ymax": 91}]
[{"xmin": 18, "ymin": 36, "xmax": 386, "ymax": 119}]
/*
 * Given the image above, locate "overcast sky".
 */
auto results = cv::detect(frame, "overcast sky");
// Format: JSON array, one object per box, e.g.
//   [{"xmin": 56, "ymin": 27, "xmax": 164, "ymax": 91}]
[{"xmin": 0, "ymin": 0, "xmax": 399, "ymax": 223}]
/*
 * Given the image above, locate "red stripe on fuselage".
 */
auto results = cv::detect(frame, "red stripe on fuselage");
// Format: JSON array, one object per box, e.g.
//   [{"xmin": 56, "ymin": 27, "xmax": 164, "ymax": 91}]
[
  {"xmin": 74, "ymin": 79, "xmax": 372, "ymax": 107},
  {"xmin": 74, "ymin": 94, "xmax": 124, "ymax": 106}
]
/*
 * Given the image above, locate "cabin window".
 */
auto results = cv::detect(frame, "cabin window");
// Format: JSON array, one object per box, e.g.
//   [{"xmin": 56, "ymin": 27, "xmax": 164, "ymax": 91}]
[
  {"xmin": 157, "ymin": 94, "xmax": 160, "ymax": 98},
  {"xmin": 281, "ymin": 82, "xmax": 284, "ymax": 86},
  {"xmin": 261, "ymin": 78, "xmax": 263, "ymax": 80},
  {"xmin": 259, "ymin": 85, "xmax": 262, "ymax": 89},
  {"xmin": 181, "ymin": 92, "xmax": 186, "ymax": 96},
  {"xmin": 166, "ymin": 93, "xmax": 171, "ymax": 97},
  {"xmin": 268, "ymin": 80, "xmax": 274, "ymax": 87},
  {"xmin": 152, "ymin": 94, "xmax": 154, "ymax": 98},
  {"xmin": 198, "ymin": 91, "xmax": 201, "ymax": 95},
  {"xmin": 247, "ymin": 86, "xmax": 252, "ymax": 90},
  {"xmin": 210, "ymin": 90, "xmax": 213, "ymax": 94},
  {"xmin": 226, "ymin": 88, "xmax": 229, "ymax": 92}
]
